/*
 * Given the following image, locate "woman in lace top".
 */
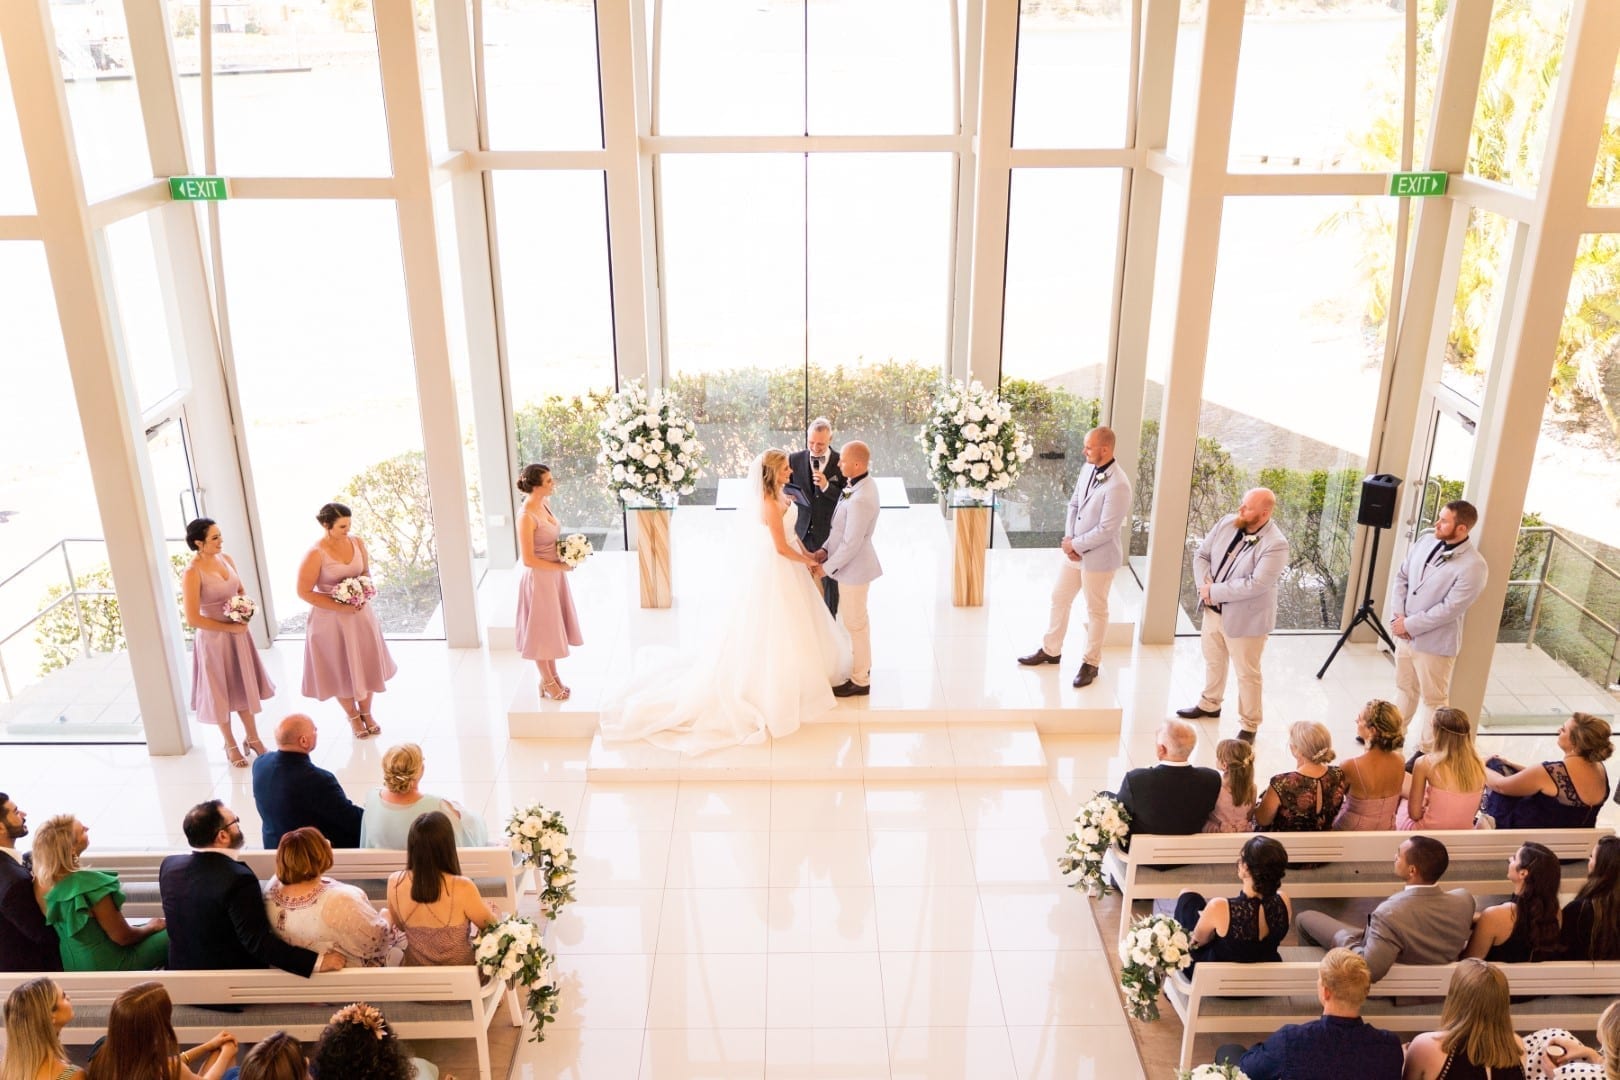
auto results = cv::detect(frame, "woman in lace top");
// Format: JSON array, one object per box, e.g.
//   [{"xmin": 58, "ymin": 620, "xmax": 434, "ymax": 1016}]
[
  {"xmin": 1254, "ymin": 721, "xmax": 1349, "ymax": 832},
  {"xmin": 265, "ymin": 828, "xmax": 402, "ymax": 968},
  {"xmin": 1333, "ymin": 700, "xmax": 1405, "ymax": 830},
  {"xmin": 1201, "ymin": 738, "xmax": 1258, "ymax": 833},
  {"xmin": 1174, "ymin": 836, "xmax": 1291, "ymax": 970},
  {"xmin": 1482, "ymin": 712, "xmax": 1612, "ymax": 830},
  {"xmin": 386, "ymin": 811, "xmax": 498, "ymax": 969},
  {"xmin": 361, "ymin": 743, "xmax": 488, "ymax": 850}
]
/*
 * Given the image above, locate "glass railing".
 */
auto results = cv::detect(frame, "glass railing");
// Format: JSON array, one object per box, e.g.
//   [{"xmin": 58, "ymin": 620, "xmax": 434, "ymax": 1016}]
[{"xmin": 1500, "ymin": 526, "xmax": 1620, "ymax": 693}]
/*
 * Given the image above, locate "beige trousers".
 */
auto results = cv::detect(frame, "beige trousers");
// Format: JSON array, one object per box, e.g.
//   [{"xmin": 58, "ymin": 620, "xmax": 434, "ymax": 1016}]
[
  {"xmin": 840, "ymin": 581, "xmax": 871, "ymax": 686},
  {"xmin": 1198, "ymin": 608, "xmax": 1268, "ymax": 732},
  {"xmin": 1042, "ymin": 559, "xmax": 1115, "ymax": 666},
  {"xmin": 1395, "ymin": 638, "xmax": 1456, "ymax": 742}
]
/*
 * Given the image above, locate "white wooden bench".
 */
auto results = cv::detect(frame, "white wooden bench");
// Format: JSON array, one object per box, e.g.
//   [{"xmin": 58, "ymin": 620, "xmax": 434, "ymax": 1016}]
[
  {"xmin": 79, "ymin": 847, "xmax": 529, "ymax": 918},
  {"xmin": 0, "ymin": 967, "xmax": 520, "ymax": 1080},
  {"xmin": 1102, "ymin": 827, "xmax": 1612, "ymax": 943},
  {"xmin": 1166, "ymin": 955, "xmax": 1620, "ymax": 1070}
]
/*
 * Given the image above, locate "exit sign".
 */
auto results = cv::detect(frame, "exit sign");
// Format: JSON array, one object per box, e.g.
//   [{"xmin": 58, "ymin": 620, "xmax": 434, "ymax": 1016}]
[
  {"xmin": 1387, "ymin": 171, "xmax": 1448, "ymax": 197},
  {"xmin": 168, "ymin": 176, "xmax": 230, "ymax": 201}
]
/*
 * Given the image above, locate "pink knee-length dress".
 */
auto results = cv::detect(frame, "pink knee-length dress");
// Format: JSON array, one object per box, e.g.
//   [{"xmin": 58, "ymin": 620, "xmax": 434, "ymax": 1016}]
[
  {"xmin": 301, "ymin": 542, "xmax": 398, "ymax": 700},
  {"xmin": 191, "ymin": 567, "xmax": 276, "ymax": 725},
  {"xmin": 515, "ymin": 510, "xmax": 582, "ymax": 661}
]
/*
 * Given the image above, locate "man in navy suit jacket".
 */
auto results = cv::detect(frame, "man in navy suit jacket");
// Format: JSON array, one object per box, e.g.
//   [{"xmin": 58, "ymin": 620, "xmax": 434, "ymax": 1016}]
[
  {"xmin": 251, "ymin": 714, "xmax": 363, "ymax": 849},
  {"xmin": 786, "ymin": 418, "xmax": 846, "ymax": 615},
  {"xmin": 0, "ymin": 793, "xmax": 61, "ymax": 972}
]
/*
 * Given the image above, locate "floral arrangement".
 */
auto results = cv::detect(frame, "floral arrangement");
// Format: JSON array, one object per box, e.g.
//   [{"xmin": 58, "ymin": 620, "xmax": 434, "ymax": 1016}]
[
  {"xmin": 1120, "ymin": 913, "xmax": 1192, "ymax": 1021},
  {"xmin": 1057, "ymin": 792, "xmax": 1130, "ymax": 897},
  {"xmin": 223, "ymin": 595, "xmax": 257, "ymax": 624},
  {"xmin": 1178, "ymin": 1065, "xmax": 1250, "ymax": 1080},
  {"xmin": 505, "ymin": 803, "xmax": 577, "ymax": 919},
  {"xmin": 596, "ymin": 379, "xmax": 708, "ymax": 505},
  {"xmin": 330, "ymin": 575, "xmax": 377, "ymax": 608},
  {"xmin": 475, "ymin": 915, "xmax": 560, "ymax": 1041},
  {"xmin": 557, "ymin": 534, "xmax": 593, "ymax": 568},
  {"xmin": 918, "ymin": 378, "xmax": 1034, "ymax": 503}
]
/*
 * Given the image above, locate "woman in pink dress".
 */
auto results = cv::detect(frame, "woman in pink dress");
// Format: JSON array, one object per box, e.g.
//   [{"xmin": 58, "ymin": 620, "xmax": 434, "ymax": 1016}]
[
  {"xmin": 297, "ymin": 502, "xmax": 397, "ymax": 739},
  {"xmin": 515, "ymin": 464, "xmax": 583, "ymax": 700},
  {"xmin": 183, "ymin": 518, "xmax": 275, "ymax": 768},
  {"xmin": 1333, "ymin": 699, "xmax": 1406, "ymax": 830},
  {"xmin": 1397, "ymin": 706, "xmax": 1486, "ymax": 830}
]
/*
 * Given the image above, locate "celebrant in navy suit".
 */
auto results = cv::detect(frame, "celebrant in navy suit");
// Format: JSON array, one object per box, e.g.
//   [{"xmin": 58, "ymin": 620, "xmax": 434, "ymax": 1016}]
[{"xmin": 787, "ymin": 418, "xmax": 846, "ymax": 615}]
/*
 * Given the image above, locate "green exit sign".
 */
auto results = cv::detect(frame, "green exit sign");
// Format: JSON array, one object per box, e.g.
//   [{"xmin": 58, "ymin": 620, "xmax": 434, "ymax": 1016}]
[
  {"xmin": 1387, "ymin": 171, "xmax": 1449, "ymax": 197},
  {"xmin": 168, "ymin": 176, "xmax": 230, "ymax": 201}
]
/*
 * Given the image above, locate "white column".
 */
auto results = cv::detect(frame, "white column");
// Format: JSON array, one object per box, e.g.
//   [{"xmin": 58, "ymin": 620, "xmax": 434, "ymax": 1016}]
[
  {"xmin": 2, "ymin": 0, "xmax": 192, "ymax": 753},
  {"xmin": 374, "ymin": 0, "xmax": 481, "ymax": 646},
  {"xmin": 599, "ymin": 0, "xmax": 661, "ymax": 388},
  {"xmin": 962, "ymin": 0, "xmax": 1017, "ymax": 384},
  {"xmin": 945, "ymin": 0, "xmax": 983, "ymax": 385}
]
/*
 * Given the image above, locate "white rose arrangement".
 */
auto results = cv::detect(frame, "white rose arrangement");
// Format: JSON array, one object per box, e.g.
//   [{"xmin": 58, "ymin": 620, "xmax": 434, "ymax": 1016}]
[
  {"xmin": 1057, "ymin": 792, "xmax": 1130, "ymax": 897},
  {"xmin": 1178, "ymin": 1065, "xmax": 1250, "ymax": 1080},
  {"xmin": 504, "ymin": 802, "xmax": 577, "ymax": 919},
  {"xmin": 1119, "ymin": 913, "xmax": 1192, "ymax": 1021},
  {"xmin": 474, "ymin": 915, "xmax": 560, "ymax": 1041},
  {"xmin": 596, "ymin": 379, "xmax": 709, "ymax": 506},
  {"xmin": 917, "ymin": 378, "xmax": 1034, "ymax": 503},
  {"xmin": 557, "ymin": 533, "xmax": 593, "ymax": 568}
]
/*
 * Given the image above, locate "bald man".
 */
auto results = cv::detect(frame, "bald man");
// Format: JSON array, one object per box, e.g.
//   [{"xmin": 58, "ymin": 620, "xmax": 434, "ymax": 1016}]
[
  {"xmin": 251, "ymin": 714, "xmax": 363, "ymax": 848},
  {"xmin": 1177, "ymin": 489, "xmax": 1291, "ymax": 742}
]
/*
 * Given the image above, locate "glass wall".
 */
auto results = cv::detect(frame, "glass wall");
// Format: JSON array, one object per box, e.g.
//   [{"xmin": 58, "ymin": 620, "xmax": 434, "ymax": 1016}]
[
  {"xmin": 51, "ymin": 0, "xmax": 153, "ymax": 200},
  {"xmin": 1466, "ymin": 0, "xmax": 1569, "ymax": 192},
  {"xmin": 482, "ymin": 0, "xmax": 603, "ymax": 148},
  {"xmin": 1442, "ymin": 208, "xmax": 1518, "ymax": 404},
  {"xmin": 1012, "ymin": 0, "xmax": 1132, "ymax": 149},
  {"xmin": 0, "ymin": 46, "xmax": 33, "ymax": 211},
  {"xmin": 103, "ymin": 212, "xmax": 185, "ymax": 412}
]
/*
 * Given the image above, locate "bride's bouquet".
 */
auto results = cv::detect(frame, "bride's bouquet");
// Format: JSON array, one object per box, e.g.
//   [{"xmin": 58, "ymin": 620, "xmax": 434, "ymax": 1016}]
[
  {"xmin": 223, "ymin": 596, "xmax": 257, "ymax": 624},
  {"xmin": 557, "ymin": 534, "xmax": 593, "ymax": 568},
  {"xmin": 331, "ymin": 575, "xmax": 377, "ymax": 608},
  {"xmin": 918, "ymin": 379, "xmax": 1034, "ymax": 503},
  {"xmin": 474, "ymin": 915, "xmax": 560, "ymax": 1041},
  {"xmin": 1058, "ymin": 792, "xmax": 1130, "ymax": 897},
  {"xmin": 1119, "ymin": 913, "xmax": 1192, "ymax": 1021},
  {"xmin": 596, "ymin": 379, "xmax": 708, "ymax": 506}
]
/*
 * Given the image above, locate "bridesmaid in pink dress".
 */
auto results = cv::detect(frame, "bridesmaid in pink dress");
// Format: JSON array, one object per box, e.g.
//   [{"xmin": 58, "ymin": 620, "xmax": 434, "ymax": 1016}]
[
  {"xmin": 515, "ymin": 465, "xmax": 583, "ymax": 700},
  {"xmin": 297, "ymin": 502, "xmax": 398, "ymax": 739},
  {"xmin": 182, "ymin": 518, "xmax": 275, "ymax": 768}
]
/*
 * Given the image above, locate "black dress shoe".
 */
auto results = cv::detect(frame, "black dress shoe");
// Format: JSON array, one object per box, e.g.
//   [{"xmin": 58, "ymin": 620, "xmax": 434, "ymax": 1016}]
[
  {"xmin": 1236, "ymin": 729, "xmax": 1256, "ymax": 744},
  {"xmin": 1017, "ymin": 648, "xmax": 1061, "ymax": 666},
  {"xmin": 1072, "ymin": 663, "xmax": 1099, "ymax": 688},
  {"xmin": 1175, "ymin": 705, "xmax": 1221, "ymax": 719},
  {"xmin": 832, "ymin": 680, "xmax": 870, "ymax": 698}
]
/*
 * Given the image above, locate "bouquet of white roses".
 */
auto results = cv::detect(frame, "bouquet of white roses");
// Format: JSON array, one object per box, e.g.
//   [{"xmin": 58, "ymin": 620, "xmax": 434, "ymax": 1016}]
[
  {"xmin": 1178, "ymin": 1065, "xmax": 1249, "ymax": 1080},
  {"xmin": 557, "ymin": 534, "xmax": 593, "ymax": 568},
  {"xmin": 330, "ymin": 575, "xmax": 377, "ymax": 608},
  {"xmin": 1057, "ymin": 792, "xmax": 1130, "ymax": 897},
  {"xmin": 505, "ymin": 803, "xmax": 577, "ymax": 919},
  {"xmin": 223, "ymin": 595, "xmax": 257, "ymax": 624},
  {"xmin": 1119, "ymin": 913, "xmax": 1192, "ymax": 1021},
  {"xmin": 596, "ymin": 379, "xmax": 708, "ymax": 506},
  {"xmin": 475, "ymin": 915, "xmax": 560, "ymax": 1041},
  {"xmin": 917, "ymin": 378, "xmax": 1034, "ymax": 503}
]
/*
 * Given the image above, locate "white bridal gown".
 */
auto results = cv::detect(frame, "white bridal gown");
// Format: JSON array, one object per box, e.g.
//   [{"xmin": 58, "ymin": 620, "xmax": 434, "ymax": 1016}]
[{"xmin": 600, "ymin": 493, "xmax": 853, "ymax": 754}]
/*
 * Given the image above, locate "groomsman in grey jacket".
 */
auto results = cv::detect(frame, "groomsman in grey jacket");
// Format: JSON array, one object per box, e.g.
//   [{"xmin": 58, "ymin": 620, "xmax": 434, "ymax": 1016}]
[
  {"xmin": 1177, "ymin": 488, "xmax": 1290, "ymax": 742},
  {"xmin": 1390, "ymin": 500, "xmax": 1487, "ymax": 741},
  {"xmin": 1018, "ymin": 426, "xmax": 1132, "ymax": 688}
]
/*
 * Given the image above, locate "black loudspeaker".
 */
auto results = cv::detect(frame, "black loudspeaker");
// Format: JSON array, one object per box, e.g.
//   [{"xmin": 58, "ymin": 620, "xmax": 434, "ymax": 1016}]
[{"xmin": 1357, "ymin": 473, "xmax": 1402, "ymax": 530}]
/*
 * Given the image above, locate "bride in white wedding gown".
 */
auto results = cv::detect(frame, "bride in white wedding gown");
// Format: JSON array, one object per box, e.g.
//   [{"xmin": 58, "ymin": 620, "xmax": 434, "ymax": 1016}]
[{"xmin": 599, "ymin": 449, "xmax": 854, "ymax": 753}]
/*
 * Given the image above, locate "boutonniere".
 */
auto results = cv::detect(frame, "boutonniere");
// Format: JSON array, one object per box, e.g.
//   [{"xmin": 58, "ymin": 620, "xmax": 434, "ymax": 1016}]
[
  {"xmin": 1435, "ymin": 551, "xmax": 1453, "ymax": 565},
  {"xmin": 1094, "ymin": 470, "xmax": 1109, "ymax": 483},
  {"xmin": 1243, "ymin": 533, "xmax": 1259, "ymax": 546},
  {"xmin": 840, "ymin": 487, "xmax": 855, "ymax": 501}
]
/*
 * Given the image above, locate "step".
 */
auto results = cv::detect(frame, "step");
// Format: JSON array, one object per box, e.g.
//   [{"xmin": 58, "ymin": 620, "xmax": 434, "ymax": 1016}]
[{"xmin": 507, "ymin": 680, "xmax": 602, "ymax": 738}]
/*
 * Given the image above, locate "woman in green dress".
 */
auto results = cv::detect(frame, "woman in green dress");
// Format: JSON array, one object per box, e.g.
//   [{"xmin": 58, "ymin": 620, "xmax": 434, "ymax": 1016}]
[{"xmin": 30, "ymin": 815, "xmax": 167, "ymax": 971}]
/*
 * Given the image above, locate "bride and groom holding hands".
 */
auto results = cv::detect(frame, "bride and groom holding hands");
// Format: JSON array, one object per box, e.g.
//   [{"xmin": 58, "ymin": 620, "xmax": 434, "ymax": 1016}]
[{"xmin": 600, "ymin": 419, "xmax": 881, "ymax": 753}]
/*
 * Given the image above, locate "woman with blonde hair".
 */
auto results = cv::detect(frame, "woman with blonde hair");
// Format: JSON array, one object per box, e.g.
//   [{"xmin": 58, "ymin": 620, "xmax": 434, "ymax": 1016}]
[
  {"xmin": 1483, "ymin": 711, "xmax": 1613, "ymax": 829},
  {"xmin": 2, "ymin": 977, "xmax": 79, "ymax": 1080},
  {"xmin": 1402, "ymin": 959, "xmax": 1525, "ymax": 1079},
  {"xmin": 1202, "ymin": 738, "xmax": 1258, "ymax": 832},
  {"xmin": 1254, "ymin": 721, "xmax": 1349, "ymax": 832},
  {"xmin": 1335, "ymin": 699, "xmax": 1407, "ymax": 830},
  {"xmin": 31, "ymin": 816, "xmax": 166, "ymax": 971},
  {"xmin": 1397, "ymin": 707, "xmax": 1486, "ymax": 830},
  {"xmin": 1523, "ymin": 999, "xmax": 1620, "ymax": 1077},
  {"xmin": 360, "ymin": 744, "xmax": 488, "ymax": 849}
]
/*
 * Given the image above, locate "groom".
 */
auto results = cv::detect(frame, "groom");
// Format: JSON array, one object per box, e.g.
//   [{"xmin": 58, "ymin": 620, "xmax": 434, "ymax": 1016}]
[{"xmin": 814, "ymin": 440, "xmax": 881, "ymax": 698}]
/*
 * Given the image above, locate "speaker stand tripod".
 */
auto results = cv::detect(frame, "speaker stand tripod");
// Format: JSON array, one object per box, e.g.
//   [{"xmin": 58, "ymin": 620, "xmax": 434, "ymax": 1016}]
[{"xmin": 1317, "ymin": 525, "xmax": 1397, "ymax": 679}]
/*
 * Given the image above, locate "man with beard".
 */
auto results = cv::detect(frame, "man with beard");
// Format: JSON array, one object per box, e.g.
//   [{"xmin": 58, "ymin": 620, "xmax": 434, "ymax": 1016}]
[{"xmin": 0, "ymin": 792, "xmax": 61, "ymax": 971}]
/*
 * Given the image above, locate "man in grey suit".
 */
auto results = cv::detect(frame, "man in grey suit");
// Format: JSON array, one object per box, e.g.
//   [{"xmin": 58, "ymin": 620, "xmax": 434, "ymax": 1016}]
[
  {"xmin": 1391, "ymin": 500, "xmax": 1487, "ymax": 743},
  {"xmin": 815, "ymin": 440, "xmax": 881, "ymax": 697},
  {"xmin": 1018, "ymin": 426, "xmax": 1132, "ymax": 688},
  {"xmin": 1296, "ymin": 836, "xmax": 1476, "ymax": 982},
  {"xmin": 1177, "ymin": 488, "xmax": 1290, "ymax": 742}
]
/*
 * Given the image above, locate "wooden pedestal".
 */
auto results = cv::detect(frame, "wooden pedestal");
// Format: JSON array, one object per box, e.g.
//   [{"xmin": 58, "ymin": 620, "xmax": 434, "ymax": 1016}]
[
  {"xmin": 632, "ymin": 509, "xmax": 672, "ymax": 608},
  {"xmin": 952, "ymin": 505, "xmax": 991, "ymax": 607}
]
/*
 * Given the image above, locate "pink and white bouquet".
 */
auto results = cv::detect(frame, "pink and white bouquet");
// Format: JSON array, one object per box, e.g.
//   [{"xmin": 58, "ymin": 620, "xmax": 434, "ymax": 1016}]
[
  {"xmin": 557, "ymin": 534, "xmax": 593, "ymax": 568},
  {"xmin": 331, "ymin": 575, "xmax": 377, "ymax": 608},
  {"xmin": 223, "ymin": 596, "xmax": 257, "ymax": 624}
]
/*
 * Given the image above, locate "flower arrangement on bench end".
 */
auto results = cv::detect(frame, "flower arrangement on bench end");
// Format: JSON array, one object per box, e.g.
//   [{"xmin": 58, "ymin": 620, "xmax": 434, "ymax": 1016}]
[
  {"xmin": 1057, "ymin": 791, "xmax": 1130, "ymax": 897},
  {"xmin": 1178, "ymin": 1065, "xmax": 1249, "ymax": 1080},
  {"xmin": 1119, "ymin": 912, "xmax": 1191, "ymax": 1022},
  {"xmin": 504, "ymin": 803, "xmax": 577, "ymax": 919},
  {"xmin": 475, "ymin": 915, "xmax": 560, "ymax": 1042}
]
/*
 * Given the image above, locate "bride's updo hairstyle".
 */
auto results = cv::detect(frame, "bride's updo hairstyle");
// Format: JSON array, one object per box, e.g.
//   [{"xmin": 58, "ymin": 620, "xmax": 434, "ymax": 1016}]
[
  {"xmin": 516, "ymin": 463, "xmax": 550, "ymax": 494},
  {"xmin": 760, "ymin": 449, "xmax": 789, "ymax": 500}
]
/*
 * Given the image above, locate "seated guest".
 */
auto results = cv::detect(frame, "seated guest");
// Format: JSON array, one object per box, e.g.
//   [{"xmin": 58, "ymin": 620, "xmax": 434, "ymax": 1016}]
[
  {"xmin": 361, "ymin": 743, "xmax": 488, "ymax": 849},
  {"xmin": 31, "ymin": 815, "xmax": 167, "ymax": 971},
  {"xmin": 0, "ymin": 792, "xmax": 61, "ymax": 973},
  {"xmin": 161, "ymin": 800, "xmax": 344, "ymax": 976},
  {"xmin": 252, "ymin": 714, "xmax": 363, "ymax": 850},
  {"xmin": 312, "ymin": 1003, "xmax": 444, "ymax": 1080},
  {"xmin": 1214, "ymin": 947, "xmax": 1403, "ymax": 1080},
  {"xmin": 1334, "ymin": 700, "xmax": 1406, "ymax": 830},
  {"xmin": 1255, "ymin": 721, "xmax": 1349, "ymax": 832},
  {"xmin": 266, "ymin": 827, "xmax": 403, "ymax": 968},
  {"xmin": 387, "ymin": 811, "xmax": 497, "ymax": 968},
  {"xmin": 1401, "ymin": 958, "xmax": 1526, "ymax": 1079},
  {"xmin": 1175, "ymin": 835, "xmax": 1291, "ymax": 968},
  {"xmin": 1464, "ymin": 841, "xmax": 1562, "ymax": 962},
  {"xmin": 1523, "ymin": 999, "xmax": 1620, "ymax": 1078},
  {"xmin": 1397, "ymin": 707, "xmax": 1486, "ymax": 830},
  {"xmin": 1296, "ymin": 836, "xmax": 1475, "ymax": 981},
  {"xmin": 1560, "ymin": 836, "xmax": 1620, "ymax": 962},
  {"xmin": 1482, "ymin": 711, "xmax": 1612, "ymax": 830},
  {"xmin": 224, "ymin": 1031, "xmax": 310, "ymax": 1080},
  {"xmin": 1202, "ymin": 738, "xmax": 1258, "ymax": 833},
  {"xmin": 1115, "ymin": 719, "xmax": 1221, "ymax": 846},
  {"xmin": 2, "ymin": 976, "xmax": 80, "ymax": 1079},
  {"xmin": 83, "ymin": 982, "xmax": 238, "ymax": 1080}
]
